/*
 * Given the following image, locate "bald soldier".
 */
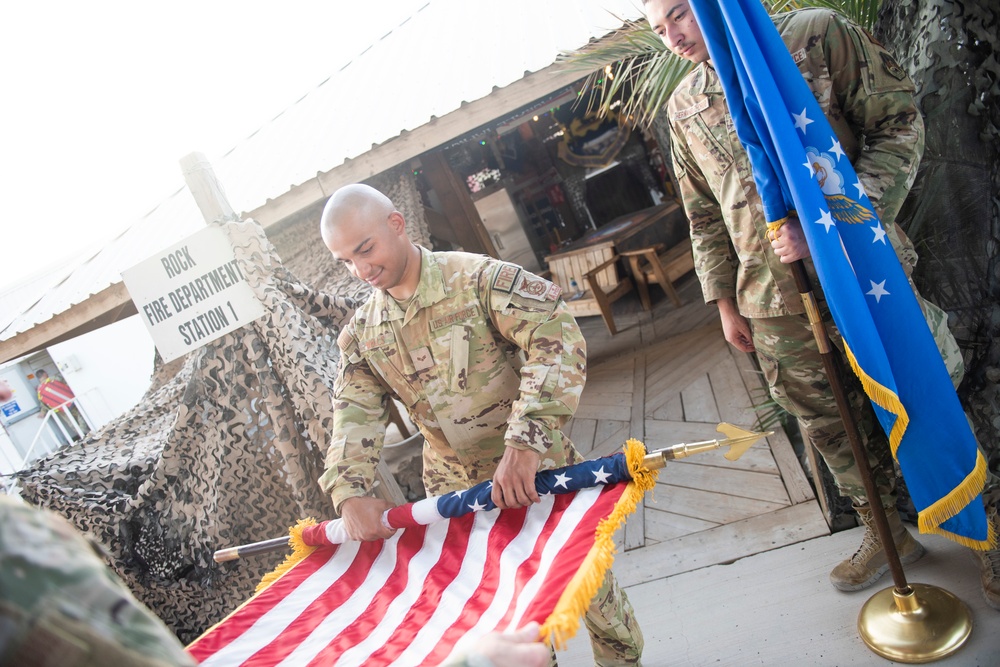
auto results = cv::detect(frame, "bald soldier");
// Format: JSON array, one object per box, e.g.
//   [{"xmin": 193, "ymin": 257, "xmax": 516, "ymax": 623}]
[{"xmin": 318, "ymin": 184, "xmax": 643, "ymax": 665}]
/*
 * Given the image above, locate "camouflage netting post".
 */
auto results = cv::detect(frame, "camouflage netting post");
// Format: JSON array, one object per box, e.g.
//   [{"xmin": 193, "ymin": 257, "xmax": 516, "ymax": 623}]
[
  {"xmin": 876, "ymin": 0, "xmax": 1000, "ymax": 480},
  {"xmin": 16, "ymin": 168, "xmax": 430, "ymax": 643}
]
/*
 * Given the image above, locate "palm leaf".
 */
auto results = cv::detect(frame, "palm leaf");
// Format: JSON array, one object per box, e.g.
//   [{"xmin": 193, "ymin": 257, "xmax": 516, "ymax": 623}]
[{"xmin": 561, "ymin": 1, "xmax": 882, "ymax": 126}]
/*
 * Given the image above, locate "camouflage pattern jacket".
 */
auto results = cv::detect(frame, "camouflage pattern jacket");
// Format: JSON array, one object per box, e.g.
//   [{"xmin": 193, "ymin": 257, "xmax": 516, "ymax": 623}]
[
  {"xmin": 667, "ymin": 8, "xmax": 924, "ymax": 318},
  {"xmin": 320, "ymin": 247, "xmax": 586, "ymax": 512}
]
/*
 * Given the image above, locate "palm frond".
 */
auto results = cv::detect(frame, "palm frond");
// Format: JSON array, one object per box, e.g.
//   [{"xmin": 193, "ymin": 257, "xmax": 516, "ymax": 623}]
[{"xmin": 561, "ymin": 1, "xmax": 881, "ymax": 125}]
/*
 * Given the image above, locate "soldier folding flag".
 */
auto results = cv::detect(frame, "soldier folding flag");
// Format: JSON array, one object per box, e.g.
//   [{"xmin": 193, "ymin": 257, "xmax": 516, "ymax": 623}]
[
  {"xmin": 187, "ymin": 442, "xmax": 654, "ymax": 666},
  {"xmin": 688, "ymin": 0, "xmax": 991, "ymax": 547}
]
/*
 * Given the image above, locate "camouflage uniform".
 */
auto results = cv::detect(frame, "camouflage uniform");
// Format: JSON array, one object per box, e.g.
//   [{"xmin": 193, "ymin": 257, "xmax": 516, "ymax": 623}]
[
  {"xmin": 0, "ymin": 496, "xmax": 195, "ymax": 667},
  {"xmin": 666, "ymin": 8, "xmax": 964, "ymax": 508},
  {"xmin": 320, "ymin": 247, "xmax": 643, "ymax": 665}
]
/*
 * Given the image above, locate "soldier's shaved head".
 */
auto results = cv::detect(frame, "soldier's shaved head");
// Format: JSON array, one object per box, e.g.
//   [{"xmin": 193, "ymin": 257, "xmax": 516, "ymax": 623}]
[
  {"xmin": 320, "ymin": 183, "xmax": 422, "ymax": 299},
  {"xmin": 320, "ymin": 183, "xmax": 395, "ymax": 245}
]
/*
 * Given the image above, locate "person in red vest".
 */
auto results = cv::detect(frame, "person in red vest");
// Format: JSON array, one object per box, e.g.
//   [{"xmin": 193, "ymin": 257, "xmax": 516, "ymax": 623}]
[{"xmin": 35, "ymin": 369, "xmax": 89, "ymax": 439}]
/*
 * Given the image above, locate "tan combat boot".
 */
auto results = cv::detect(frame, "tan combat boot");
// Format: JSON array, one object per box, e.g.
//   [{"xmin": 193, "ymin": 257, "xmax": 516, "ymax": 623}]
[
  {"xmin": 972, "ymin": 506, "xmax": 1000, "ymax": 610},
  {"xmin": 829, "ymin": 504, "xmax": 926, "ymax": 591}
]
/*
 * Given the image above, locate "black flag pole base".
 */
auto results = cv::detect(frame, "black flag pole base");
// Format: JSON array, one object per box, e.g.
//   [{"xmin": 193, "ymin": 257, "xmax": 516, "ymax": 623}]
[
  {"xmin": 858, "ymin": 583, "xmax": 972, "ymax": 663},
  {"xmin": 787, "ymin": 260, "xmax": 972, "ymax": 663}
]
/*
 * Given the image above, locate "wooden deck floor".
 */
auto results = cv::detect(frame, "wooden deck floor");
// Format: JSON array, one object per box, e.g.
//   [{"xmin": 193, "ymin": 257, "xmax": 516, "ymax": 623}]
[
  {"xmin": 558, "ymin": 276, "xmax": 998, "ymax": 665},
  {"xmin": 568, "ymin": 276, "xmax": 828, "ymax": 586}
]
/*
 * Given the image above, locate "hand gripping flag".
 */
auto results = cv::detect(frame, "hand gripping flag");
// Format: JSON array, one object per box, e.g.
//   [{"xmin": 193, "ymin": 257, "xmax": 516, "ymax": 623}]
[
  {"xmin": 688, "ymin": 0, "xmax": 992, "ymax": 547},
  {"xmin": 187, "ymin": 441, "xmax": 655, "ymax": 666}
]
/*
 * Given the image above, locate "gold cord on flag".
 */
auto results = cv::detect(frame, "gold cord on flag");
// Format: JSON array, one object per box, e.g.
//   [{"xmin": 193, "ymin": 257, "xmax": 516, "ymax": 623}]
[
  {"xmin": 540, "ymin": 439, "xmax": 658, "ymax": 650},
  {"xmin": 256, "ymin": 517, "xmax": 319, "ymax": 594}
]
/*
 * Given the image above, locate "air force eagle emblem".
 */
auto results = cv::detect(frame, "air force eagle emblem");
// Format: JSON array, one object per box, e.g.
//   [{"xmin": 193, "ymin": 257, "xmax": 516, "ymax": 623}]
[{"xmin": 805, "ymin": 146, "xmax": 876, "ymax": 225}]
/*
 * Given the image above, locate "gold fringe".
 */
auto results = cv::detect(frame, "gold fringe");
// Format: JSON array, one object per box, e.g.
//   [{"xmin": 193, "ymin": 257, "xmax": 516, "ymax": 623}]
[
  {"xmin": 540, "ymin": 439, "xmax": 658, "ymax": 650},
  {"xmin": 255, "ymin": 517, "xmax": 319, "ymax": 594},
  {"xmin": 843, "ymin": 343, "xmax": 908, "ymax": 456},
  {"xmin": 918, "ymin": 450, "xmax": 997, "ymax": 551},
  {"xmin": 844, "ymin": 344, "xmax": 995, "ymax": 550}
]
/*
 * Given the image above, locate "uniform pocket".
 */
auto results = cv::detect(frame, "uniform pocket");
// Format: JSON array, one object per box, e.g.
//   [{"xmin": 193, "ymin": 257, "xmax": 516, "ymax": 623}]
[{"xmin": 368, "ymin": 349, "xmax": 421, "ymax": 407}]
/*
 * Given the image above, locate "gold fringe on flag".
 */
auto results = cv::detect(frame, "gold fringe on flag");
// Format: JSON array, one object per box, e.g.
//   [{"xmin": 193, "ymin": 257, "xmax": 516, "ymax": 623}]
[
  {"xmin": 844, "ymin": 343, "xmax": 995, "ymax": 550},
  {"xmin": 540, "ymin": 439, "xmax": 658, "ymax": 650},
  {"xmin": 255, "ymin": 517, "xmax": 319, "ymax": 594},
  {"xmin": 843, "ymin": 343, "xmax": 908, "ymax": 456},
  {"xmin": 918, "ymin": 449, "xmax": 995, "ymax": 551}
]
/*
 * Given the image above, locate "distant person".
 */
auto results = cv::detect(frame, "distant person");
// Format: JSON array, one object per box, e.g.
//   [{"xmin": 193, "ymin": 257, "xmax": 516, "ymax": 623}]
[{"xmin": 35, "ymin": 369, "xmax": 89, "ymax": 439}]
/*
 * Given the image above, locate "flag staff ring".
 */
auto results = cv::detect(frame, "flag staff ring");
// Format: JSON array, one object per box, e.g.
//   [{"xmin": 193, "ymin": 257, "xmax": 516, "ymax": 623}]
[{"xmin": 789, "ymin": 259, "xmax": 971, "ymax": 663}]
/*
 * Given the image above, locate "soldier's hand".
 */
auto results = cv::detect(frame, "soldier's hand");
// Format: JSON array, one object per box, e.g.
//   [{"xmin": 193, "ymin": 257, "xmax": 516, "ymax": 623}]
[
  {"xmin": 769, "ymin": 217, "xmax": 810, "ymax": 263},
  {"xmin": 717, "ymin": 298, "xmax": 755, "ymax": 353},
  {"xmin": 492, "ymin": 447, "xmax": 541, "ymax": 509},
  {"xmin": 468, "ymin": 621, "xmax": 550, "ymax": 667},
  {"xmin": 340, "ymin": 496, "xmax": 397, "ymax": 541}
]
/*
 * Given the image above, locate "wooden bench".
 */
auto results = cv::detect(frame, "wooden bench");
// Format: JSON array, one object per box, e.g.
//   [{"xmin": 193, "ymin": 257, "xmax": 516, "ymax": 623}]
[
  {"xmin": 620, "ymin": 238, "xmax": 696, "ymax": 310},
  {"xmin": 545, "ymin": 242, "xmax": 634, "ymax": 335}
]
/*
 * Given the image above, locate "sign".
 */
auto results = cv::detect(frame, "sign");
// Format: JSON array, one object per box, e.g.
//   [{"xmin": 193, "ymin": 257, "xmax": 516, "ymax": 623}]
[
  {"xmin": 122, "ymin": 226, "xmax": 266, "ymax": 362},
  {"xmin": 1, "ymin": 401, "xmax": 20, "ymax": 418}
]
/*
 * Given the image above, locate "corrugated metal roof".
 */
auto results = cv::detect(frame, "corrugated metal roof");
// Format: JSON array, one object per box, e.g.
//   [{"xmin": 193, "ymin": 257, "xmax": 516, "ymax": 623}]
[{"xmin": 1, "ymin": 0, "xmax": 641, "ymax": 343}]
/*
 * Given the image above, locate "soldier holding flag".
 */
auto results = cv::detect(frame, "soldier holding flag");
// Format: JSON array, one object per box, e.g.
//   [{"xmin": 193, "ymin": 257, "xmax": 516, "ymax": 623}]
[
  {"xmin": 642, "ymin": 0, "xmax": 999, "ymax": 605},
  {"xmin": 318, "ymin": 184, "xmax": 644, "ymax": 665}
]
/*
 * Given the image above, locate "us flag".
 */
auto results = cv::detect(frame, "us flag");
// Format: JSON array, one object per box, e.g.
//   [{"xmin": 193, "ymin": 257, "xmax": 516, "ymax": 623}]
[{"xmin": 187, "ymin": 445, "xmax": 652, "ymax": 666}]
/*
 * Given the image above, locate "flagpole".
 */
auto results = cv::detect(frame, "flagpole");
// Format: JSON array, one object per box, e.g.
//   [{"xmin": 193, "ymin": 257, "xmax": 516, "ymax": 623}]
[{"xmin": 788, "ymin": 260, "xmax": 971, "ymax": 662}]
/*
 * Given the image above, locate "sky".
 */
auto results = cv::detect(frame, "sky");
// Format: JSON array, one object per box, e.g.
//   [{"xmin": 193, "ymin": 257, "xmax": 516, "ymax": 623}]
[{"xmin": 0, "ymin": 0, "xmax": 429, "ymax": 293}]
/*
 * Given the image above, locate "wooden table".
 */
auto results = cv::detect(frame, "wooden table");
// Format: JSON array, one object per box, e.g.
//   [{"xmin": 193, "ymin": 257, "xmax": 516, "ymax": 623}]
[{"xmin": 544, "ymin": 202, "xmax": 682, "ymax": 327}]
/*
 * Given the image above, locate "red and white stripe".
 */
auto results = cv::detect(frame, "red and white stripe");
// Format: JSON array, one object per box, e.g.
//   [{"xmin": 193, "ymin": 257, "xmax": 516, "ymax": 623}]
[{"xmin": 188, "ymin": 482, "xmax": 628, "ymax": 666}]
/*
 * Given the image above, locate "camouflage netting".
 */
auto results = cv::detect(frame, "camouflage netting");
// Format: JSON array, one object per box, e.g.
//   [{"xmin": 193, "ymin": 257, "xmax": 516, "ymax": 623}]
[
  {"xmin": 877, "ymin": 0, "xmax": 1000, "ymax": 478},
  {"xmin": 16, "ymin": 168, "xmax": 431, "ymax": 643}
]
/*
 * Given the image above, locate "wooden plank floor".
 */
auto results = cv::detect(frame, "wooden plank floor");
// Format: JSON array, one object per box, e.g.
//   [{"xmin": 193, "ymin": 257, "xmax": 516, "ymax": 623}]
[
  {"xmin": 567, "ymin": 275, "xmax": 828, "ymax": 584},
  {"xmin": 558, "ymin": 528, "xmax": 999, "ymax": 665}
]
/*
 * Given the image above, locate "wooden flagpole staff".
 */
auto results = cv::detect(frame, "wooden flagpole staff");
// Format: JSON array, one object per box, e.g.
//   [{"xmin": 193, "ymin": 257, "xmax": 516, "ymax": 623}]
[{"xmin": 788, "ymin": 260, "xmax": 971, "ymax": 662}]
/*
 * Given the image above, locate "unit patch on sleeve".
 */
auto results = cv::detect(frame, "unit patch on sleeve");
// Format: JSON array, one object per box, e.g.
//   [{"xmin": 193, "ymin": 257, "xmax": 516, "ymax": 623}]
[
  {"xmin": 492, "ymin": 264, "xmax": 521, "ymax": 293},
  {"xmin": 514, "ymin": 275, "xmax": 562, "ymax": 302},
  {"xmin": 879, "ymin": 52, "xmax": 906, "ymax": 80}
]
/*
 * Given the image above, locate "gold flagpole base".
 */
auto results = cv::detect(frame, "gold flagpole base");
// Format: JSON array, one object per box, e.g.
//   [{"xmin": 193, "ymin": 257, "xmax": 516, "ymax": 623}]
[{"xmin": 857, "ymin": 583, "xmax": 972, "ymax": 663}]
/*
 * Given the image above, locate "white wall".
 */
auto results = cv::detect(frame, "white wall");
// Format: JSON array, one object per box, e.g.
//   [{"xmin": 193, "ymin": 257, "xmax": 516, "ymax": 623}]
[{"xmin": 47, "ymin": 315, "xmax": 155, "ymax": 429}]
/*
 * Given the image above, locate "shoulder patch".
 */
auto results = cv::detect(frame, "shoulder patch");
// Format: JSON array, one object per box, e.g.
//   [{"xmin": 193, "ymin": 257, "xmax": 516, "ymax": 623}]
[
  {"xmin": 337, "ymin": 327, "xmax": 353, "ymax": 351},
  {"xmin": 790, "ymin": 48, "xmax": 807, "ymax": 65},
  {"xmin": 671, "ymin": 97, "xmax": 709, "ymax": 122},
  {"xmin": 879, "ymin": 52, "xmax": 906, "ymax": 81},
  {"xmin": 514, "ymin": 275, "xmax": 562, "ymax": 302},
  {"xmin": 492, "ymin": 264, "xmax": 521, "ymax": 293}
]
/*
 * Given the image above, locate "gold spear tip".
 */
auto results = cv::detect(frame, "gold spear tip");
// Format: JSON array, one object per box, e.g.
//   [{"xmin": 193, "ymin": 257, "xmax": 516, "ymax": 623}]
[{"xmin": 716, "ymin": 422, "xmax": 772, "ymax": 461}]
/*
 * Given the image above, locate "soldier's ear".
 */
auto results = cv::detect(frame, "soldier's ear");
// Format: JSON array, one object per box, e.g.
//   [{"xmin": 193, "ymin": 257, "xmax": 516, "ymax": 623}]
[{"xmin": 387, "ymin": 211, "xmax": 406, "ymax": 236}]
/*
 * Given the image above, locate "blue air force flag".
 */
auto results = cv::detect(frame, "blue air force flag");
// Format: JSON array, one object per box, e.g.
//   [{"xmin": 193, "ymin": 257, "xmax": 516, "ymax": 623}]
[{"xmin": 688, "ymin": 0, "xmax": 991, "ymax": 547}]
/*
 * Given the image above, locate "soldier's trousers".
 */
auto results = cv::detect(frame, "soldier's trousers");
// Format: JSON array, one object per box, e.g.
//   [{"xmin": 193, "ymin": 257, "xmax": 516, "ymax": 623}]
[
  {"xmin": 748, "ymin": 291, "xmax": 967, "ymax": 509},
  {"xmin": 547, "ymin": 570, "xmax": 642, "ymax": 666}
]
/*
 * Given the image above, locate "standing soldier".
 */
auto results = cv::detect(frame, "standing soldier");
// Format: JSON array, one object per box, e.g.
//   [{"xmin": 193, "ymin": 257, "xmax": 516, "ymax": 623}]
[
  {"xmin": 319, "ymin": 183, "xmax": 644, "ymax": 665},
  {"xmin": 643, "ymin": 0, "xmax": 999, "ymax": 606}
]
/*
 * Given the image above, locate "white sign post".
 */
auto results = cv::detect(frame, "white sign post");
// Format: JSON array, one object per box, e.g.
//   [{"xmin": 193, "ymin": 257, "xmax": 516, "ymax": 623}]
[{"xmin": 122, "ymin": 225, "xmax": 266, "ymax": 362}]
